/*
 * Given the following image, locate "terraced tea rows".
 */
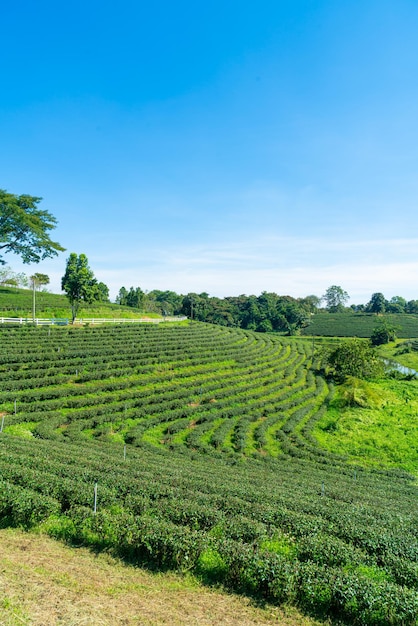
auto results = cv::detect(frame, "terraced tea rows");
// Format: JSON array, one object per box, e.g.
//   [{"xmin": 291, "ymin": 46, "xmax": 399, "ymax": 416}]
[
  {"xmin": 0, "ymin": 324, "xmax": 330, "ymax": 460},
  {"xmin": 0, "ymin": 323, "xmax": 417, "ymax": 625}
]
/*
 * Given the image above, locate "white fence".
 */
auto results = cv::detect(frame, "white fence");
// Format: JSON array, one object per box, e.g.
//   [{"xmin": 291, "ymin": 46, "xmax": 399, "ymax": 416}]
[{"xmin": 0, "ymin": 316, "xmax": 187, "ymax": 326}]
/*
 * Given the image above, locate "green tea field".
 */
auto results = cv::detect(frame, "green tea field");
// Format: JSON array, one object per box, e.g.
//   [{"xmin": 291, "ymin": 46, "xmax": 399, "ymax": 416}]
[{"xmin": 0, "ymin": 323, "xmax": 417, "ymax": 625}]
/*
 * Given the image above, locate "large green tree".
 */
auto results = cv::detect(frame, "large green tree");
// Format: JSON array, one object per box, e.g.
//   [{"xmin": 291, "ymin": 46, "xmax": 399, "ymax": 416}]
[
  {"xmin": 366, "ymin": 292, "xmax": 386, "ymax": 314},
  {"xmin": 61, "ymin": 253, "xmax": 102, "ymax": 322},
  {"xmin": 323, "ymin": 338, "xmax": 384, "ymax": 382},
  {"xmin": 322, "ymin": 285, "xmax": 350, "ymax": 312},
  {"xmin": 0, "ymin": 189, "xmax": 65, "ymax": 264}
]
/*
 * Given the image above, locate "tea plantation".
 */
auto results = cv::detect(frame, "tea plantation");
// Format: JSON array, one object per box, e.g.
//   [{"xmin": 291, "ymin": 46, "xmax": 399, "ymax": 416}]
[
  {"xmin": 0, "ymin": 323, "xmax": 417, "ymax": 625},
  {"xmin": 304, "ymin": 312, "xmax": 418, "ymax": 338}
]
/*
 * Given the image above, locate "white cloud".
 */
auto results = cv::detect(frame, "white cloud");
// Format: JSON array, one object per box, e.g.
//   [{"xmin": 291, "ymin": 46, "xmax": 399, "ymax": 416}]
[{"xmin": 6, "ymin": 234, "xmax": 418, "ymax": 304}]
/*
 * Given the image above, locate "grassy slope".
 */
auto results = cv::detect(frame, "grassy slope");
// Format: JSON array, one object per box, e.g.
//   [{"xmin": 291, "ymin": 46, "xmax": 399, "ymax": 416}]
[
  {"xmin": 377, "ymin": 339, "xmax": 418, "ymax": 371},
  {"xmin": 0, "ymin": 287, "xmax": 158, "ymax": 319},
  {"xmin": 312, "ymin": 338, "xmax": 418, "ymax": 476},
  {"xmin": 0, "ymin": 528, "xmax": 326, "ymax": 626},
  {"xmin": 313, "ymin": 377, "xmax": 418, "ymax": 475}
]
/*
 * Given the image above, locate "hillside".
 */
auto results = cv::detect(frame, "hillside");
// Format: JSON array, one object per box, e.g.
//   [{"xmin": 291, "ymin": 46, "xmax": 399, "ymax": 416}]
[
  {"xmin": 304, "ymin": 312, "xmax": 418, "ymax": 338},
  {"xmin": 0, "ymin": 286, "xmax": 155, "ymax": 320},
  {"xmin": 0, "ymin": 323, "xmax": 417, "ymax": 625}
]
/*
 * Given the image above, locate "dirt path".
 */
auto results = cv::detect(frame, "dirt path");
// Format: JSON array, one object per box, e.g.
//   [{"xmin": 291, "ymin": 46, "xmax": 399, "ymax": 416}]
[{"xmin": 0, "ymin": 529, "xmax": 326, "ymax": 626}]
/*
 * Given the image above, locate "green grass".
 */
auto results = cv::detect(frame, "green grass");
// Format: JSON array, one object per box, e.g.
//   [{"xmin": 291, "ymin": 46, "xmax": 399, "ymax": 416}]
[
  {"xmin": 0, "ymin": 286, "xmax": 159, "ymax": 320},
  {"xmin": 377, "ymin": 340, "xmax": 418, "ymax": 371},
  {"xmin": 314, "ymin": 377, "xmax": 418, "ymax": 475}
]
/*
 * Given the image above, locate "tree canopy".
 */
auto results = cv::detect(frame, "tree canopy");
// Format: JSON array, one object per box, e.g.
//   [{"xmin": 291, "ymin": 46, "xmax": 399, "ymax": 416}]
[
  {"xmin": 370, "ymin": 320, "xmax": 398, "ymax": 346},
  {"xmin": 322, "ymin": 338, "xmax": 384, "ymax": 382},
  {"xmin": 30, "ymin": 273, "xmax": 50, "ymax": 289},
  {"xmin": 61, "ymin": 253, "xmax": 106, "ymax": 322},
  {"xmin": 366, "ymin": 292, "xmax": 386, "ymax": 314},
  {"xmin": 322, "ymin": 285, "xmax": 349, "ymax": 312},
  {"xmin": 0, "ymin": 189, "xmax": 65, "ymax": 264}
]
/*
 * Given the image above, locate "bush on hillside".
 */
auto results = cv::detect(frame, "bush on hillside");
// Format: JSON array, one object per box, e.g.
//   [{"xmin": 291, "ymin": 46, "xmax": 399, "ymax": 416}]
[{"xmin": 322, "ymin": 339, "xmax": 384, "ymax": 383}]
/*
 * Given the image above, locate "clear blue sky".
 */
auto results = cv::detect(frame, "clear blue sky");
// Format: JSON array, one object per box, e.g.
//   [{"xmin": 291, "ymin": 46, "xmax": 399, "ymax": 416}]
[{"xmin": 2, "ymin": 0, "xmax": 418, "ymax": 303}]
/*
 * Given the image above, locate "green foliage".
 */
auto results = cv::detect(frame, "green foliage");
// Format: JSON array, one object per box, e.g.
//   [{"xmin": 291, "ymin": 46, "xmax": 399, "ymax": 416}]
[
  {"xmin": 366, "ymin": 292, "xmax": 386, "ymax": 314},
  {"xmin": 0, "ymin": 189, "xmax": 65, "ymax": 264},
  {"xmin": 303, "ymin": 312, "xmax": 418, "ymax": 338},
  {"xmin": 370, "ymin": 320, "xmax": 399, "ymax": 346},
  {"xmin": 116, "ymin": 286, "xmax": 145, "ymax": 309},
  {"xmin": 31, "ymin": 273, "xmax": 50, "ymax": 289},
  {"xmin": 0, "ymin": 265, "xmax": 28, "ymax": 288},
  {"xmin": 337, "ymin": 377, "xmax": 385, "ymax": 408},
  {"xmin": 322, "ymin": 339, "xmax": 384, "ymax": 382},
  {"xmin": 322, "ymin": 285, "xmax": 349, "ymax": 312},
  {"xmin": 61, "ymin": 253, "xmax": 108, "ymax": 322},
  {"xmin": 0, "ymin": 324, "xmax": 417, "ymax": 624},
  {"xmin": 315, "ymin": 376, "xmax": 418, "ymax": 474},
  {"xmin": 196, "ymin": 548, "xmax": 227, "ymax": 582}
]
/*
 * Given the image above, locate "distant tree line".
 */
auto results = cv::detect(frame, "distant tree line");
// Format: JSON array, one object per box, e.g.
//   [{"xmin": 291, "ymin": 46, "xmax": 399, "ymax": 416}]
[
  {"xmin": 2, "ymin": 189, "xmax": 418, "ymax": 326},
  {"xmin": 352, "ymin": 292, "xmax": 418, "ymax": 314},
  {"xmin": 115, "ymin": 287, "xmax": 319, "ymax": 334},
  {"xmin": 115, "ymin": 283, "xmax": 418, "ymax": 335}
]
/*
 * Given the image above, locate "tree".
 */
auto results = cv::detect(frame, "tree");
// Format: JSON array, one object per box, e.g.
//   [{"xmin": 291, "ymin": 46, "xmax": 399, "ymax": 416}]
[
  {"xmin": 0, "ymin": 265, "xmax": 28, "ymax": 289},
  {"xmin": 30, "ymin": 272, "xmax": 50, "ymax": 289},
  {"xmin": 299, "ymin": 294, "xmax": 321, "ymax": 313},
  {"xmin": 61, "ymin": 253, "xmax": 101, "ymax": 322},
  {"xmin": 147, "ymin": 290, "xmax": 183, "ymax": 316},
  {"xmin": 322, "ymin": 285, "xmax": 349, "ymax": 312},
  {"xmin": 94, "ymin": 281, "xmax": 110, "ymax": 302},
  {"xmin": 0, "ymin": 189, "xmax": 65, "ymax": 264},
  {"xmin": 125, "ymin": 286, "xmax": 145, "ymax": 309},
  {"xmin": 406, "ymin": 300, "xmax": 418, "ymax": 314},
  {"xmin": 370, "ymin": 320, "xmax": 399, "ymax": 346},
  {"xmin": 116, "ymin": 287, "xmax": 129, "ymax": 306},
  {"xmin": 323, "ymin": 338, "xmax": 384, "ymax": 382},
  {"xmin": 386, "ymin": 296, "xmax": 406, "ymax": 313},
  {"xmin": 366, "ymin": 292, "xmax": 386, "ymax": 314},
  {"xmin": 276, "ymin": 296, "xmax": 310, "ymax": 335},
  {"xmin": 30, "ymin": 273, "xmax": 50, "ymax": 322}
]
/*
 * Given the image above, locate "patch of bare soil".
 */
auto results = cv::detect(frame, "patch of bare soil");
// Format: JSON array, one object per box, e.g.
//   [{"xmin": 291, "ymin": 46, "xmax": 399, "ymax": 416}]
[{"xmin": 0, "ymin": 529, "xmax": 328, "ymax": 626}]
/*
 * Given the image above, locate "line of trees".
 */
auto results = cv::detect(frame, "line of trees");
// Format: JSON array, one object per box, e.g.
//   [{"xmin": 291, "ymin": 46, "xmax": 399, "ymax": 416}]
[
  {"xmin": 2, "ymin": 189, "xmax": 418, "ymax": 325},
  {"xmin": 115, "ymin": 287, "xmax": 319, "ymax": 334},
  {"xmin": 360, "ymin": 292, "xmax": 418, "ymax": 314}
]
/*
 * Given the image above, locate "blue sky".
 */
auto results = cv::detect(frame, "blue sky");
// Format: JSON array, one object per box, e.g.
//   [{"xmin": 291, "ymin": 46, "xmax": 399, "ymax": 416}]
[{"xmin": 1, "ymin": 0, "xmax": 418, "ymax": 303}]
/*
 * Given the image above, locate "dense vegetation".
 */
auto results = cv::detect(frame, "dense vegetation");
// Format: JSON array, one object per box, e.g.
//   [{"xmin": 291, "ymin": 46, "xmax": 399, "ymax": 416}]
[
  {"xmin": 0, "ymin": 322, "xmax": 417, "ymax": 625},
  {"xmin": 304, "ymin": 312, "xmax": 418, "ymax": 338}
]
